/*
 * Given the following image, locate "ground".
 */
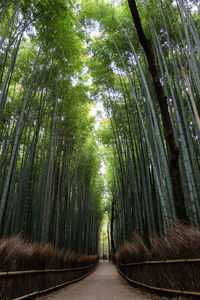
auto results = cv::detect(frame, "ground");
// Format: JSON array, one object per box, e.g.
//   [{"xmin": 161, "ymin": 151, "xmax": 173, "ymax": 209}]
[{"xmin": 37, "ymin": 261, "xmax": 183, "ymax": 300}]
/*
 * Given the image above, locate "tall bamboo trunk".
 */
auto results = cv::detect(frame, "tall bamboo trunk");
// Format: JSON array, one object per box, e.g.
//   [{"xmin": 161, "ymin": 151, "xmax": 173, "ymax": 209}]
[
  {"xmin": 0, "ymin": 0, "xmax": 22, "ymax": 49},
  {"xmin": 127, "ymin": 0, "xmax": 188, "ymax": 222},
  {"xmin": 55, "ymin": 162, "xmax": 62, "ymax": 248},
  {"xmin": 110, "ymin": 198, "xmax": 116, "ymax": 254}
]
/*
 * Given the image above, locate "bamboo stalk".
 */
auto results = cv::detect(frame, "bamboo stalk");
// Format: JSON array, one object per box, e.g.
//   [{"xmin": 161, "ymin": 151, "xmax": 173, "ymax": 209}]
[{"xmin": 175, "ymin": 47, "xmax": 200, "ymax": 131}]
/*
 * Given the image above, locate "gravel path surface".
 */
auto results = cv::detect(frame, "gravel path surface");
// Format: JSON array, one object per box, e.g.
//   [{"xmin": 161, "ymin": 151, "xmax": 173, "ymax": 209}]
[{"xmin": 37, "ymin": 261, "xmax": 154, "ymax": 300}]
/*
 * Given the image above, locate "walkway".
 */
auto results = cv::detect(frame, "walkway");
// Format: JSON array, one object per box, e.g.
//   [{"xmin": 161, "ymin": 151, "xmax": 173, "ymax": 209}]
[{"xmin": 37, "ymin": 261, "xmax": 153, "ymax": 300}]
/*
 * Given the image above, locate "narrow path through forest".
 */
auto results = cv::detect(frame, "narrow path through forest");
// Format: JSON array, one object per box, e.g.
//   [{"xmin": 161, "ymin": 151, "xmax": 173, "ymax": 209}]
[{"xmin": 37, "ymin": 261, "xmax": 154, "ymax": 300}]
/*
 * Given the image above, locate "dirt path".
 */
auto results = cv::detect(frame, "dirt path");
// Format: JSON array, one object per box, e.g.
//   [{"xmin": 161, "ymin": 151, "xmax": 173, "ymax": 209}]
[{"xmin": 37, "ymin": 261, "xmax": 154, "ymax": 300}]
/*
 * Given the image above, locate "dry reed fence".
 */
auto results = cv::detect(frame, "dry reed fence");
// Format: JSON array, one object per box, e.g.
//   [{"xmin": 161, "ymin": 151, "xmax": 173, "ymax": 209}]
[
  {"xmin": 0, "ymin": 237, "xmax": 99, "ymax": 300},
  {"xmin": 114, "ymin": 223, "xmax": 200, "ymax": 299}
]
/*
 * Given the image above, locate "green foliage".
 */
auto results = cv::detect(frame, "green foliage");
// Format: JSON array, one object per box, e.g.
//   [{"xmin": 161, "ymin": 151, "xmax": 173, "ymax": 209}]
[
  {"xmin": 81, "ymin": 0, "xmax": 200, "ymax": 249},
  {"xmin": 0, "ymin": 0, "xmax": 103, "ymax": 255}
]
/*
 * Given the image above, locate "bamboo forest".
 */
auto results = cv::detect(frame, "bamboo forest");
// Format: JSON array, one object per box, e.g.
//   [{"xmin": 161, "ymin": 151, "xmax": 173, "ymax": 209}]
[{"xmin": 1, "ymin": 0, "xmax": 200, "ymax": 299}]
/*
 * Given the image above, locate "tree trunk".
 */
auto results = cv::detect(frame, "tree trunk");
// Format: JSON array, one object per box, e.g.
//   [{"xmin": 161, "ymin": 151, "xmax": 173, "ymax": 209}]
[
  {"xmin": 0, "ymin": 0, "xmax": 22, "ymax": 49},
  {"xmin": 127, "ymin": 0, "xmax": 188, "ymax": 222},
  {"xmin": 55, "ymin": 162, "xmax": 62, "ymax": 248},
  {"xmin": 110, "ymin": 198, "xmax": 116, "ymax": 253},
  {"xmin": 0, "ymin": 83, "xmax": 32, "ymax": 226}
]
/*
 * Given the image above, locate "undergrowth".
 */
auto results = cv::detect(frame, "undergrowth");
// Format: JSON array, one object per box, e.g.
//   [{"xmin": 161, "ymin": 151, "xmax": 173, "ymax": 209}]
[
  {"xmin": 115, "ymin": 223, "xmax": 200, "ymax": 299},
  {"xmin": 0, "ymin": 236, "xmax": 99, "ymax": 300}
]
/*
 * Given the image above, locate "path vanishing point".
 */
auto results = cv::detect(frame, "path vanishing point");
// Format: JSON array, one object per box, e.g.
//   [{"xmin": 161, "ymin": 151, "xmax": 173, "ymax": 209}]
[{"xmin": 37, "ymin": 261, "xmax": 154, "ymax": 300}]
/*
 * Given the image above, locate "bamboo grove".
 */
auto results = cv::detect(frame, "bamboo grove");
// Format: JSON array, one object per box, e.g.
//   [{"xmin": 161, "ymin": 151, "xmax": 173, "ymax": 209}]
[
  {"xmin": 0, "ymin": 0, "xmax": 103, "ymax": 254},
  {"xmin": 81, "ymin": 0, "xmax": 200, "ymax": 250},
  {"xmin": 0, "ymin": 0, "xmax": 200, "ymax": 255}
]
